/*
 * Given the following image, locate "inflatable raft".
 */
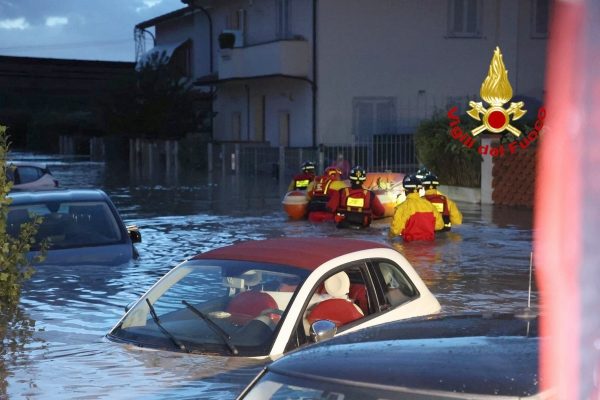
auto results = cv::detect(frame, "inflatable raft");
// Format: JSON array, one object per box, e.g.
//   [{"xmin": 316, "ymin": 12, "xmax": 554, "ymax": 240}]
[
  {"xmin": 282, "ymin": 172, "xmax": 405, "ymax": 220},
  {"xmin": 364, "ymin": 172, "xmax": 405, "ymax": 217},
  {"xmin": 282, "ymin": 190, "xmax": 308, "ymax": 220}
]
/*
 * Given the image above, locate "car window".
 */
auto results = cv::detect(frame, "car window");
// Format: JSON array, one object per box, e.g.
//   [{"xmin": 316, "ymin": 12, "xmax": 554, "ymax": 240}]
[
  {"xmin": 6, "ymin": 165, "xmax": 15, "ymax": 183},
  {"xmin": 372, "ymin": 260, "xmax": 418, "ymax": 308},
  {"xmin": 7, "ymin": 201, "xmax": 123, "ymax": 249},
  {"xmin": 111, "ymin": 260, "xmax": 309, "ymax": 357},
  {"xmin": 294, "ymin": 263, "xmax": 370, "ymax": 347},
  {"xmin": 16, "ymin": 166, "xmax": 42, "ymax": 184}
]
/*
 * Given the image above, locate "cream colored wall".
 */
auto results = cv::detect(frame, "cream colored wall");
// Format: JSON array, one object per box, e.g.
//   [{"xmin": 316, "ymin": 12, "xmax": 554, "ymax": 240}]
[
  {"xmin": 316, "ymin": 0, "xmax": 547, "ymax": 144},
  {"xmin": 211, "ymin": 0, "xmax": 314, "ymax": 146},
  {"xmin": 156, "ymin": 12, "xmax": 211, "ymax": 78},
  {"xmin": 213, "ymin": 78, "xmax": 312, "ymax": 146}
]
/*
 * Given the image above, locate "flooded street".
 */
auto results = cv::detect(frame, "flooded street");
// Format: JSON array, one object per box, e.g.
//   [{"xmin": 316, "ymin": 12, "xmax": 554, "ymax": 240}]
[{"xmin": 2, "ymin": 154, "xmax": 537, "ymax": 399}]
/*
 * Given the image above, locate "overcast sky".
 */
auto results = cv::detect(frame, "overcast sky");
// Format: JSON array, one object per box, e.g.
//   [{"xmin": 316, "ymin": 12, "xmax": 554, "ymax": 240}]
[{"xmin": 0, "ymin": 0, "xmax": 183, "ymax": 62}]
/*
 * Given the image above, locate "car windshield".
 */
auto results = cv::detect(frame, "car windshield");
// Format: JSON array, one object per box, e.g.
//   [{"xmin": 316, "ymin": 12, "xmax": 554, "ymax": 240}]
[
  {"xmin": 109, "ymin": 259, "xmax": 309, "ymax": 357},
  {"xmin": 243, "ymin": 371, "xmax": 545, "ymax": 400},
  {"xmin": 243, "ymin": 371, "xmax": 406, "ymax": 400},
  {"xmin": 7, "ymin": 201, "xmax": 123, "ymax": 249}
]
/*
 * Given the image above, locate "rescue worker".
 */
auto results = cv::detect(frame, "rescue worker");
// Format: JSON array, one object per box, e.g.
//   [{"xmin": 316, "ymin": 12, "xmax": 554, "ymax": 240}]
[
  {"xmin": 415, "ymin": 166, "xmax": 431, "ymax": 180},
  {"xmin": 327, "ymin": 165, "xmax": 385, "ymax": 229},
  {"xmin": 306, "ymin": 166, "xmax": 347, "ymax": 222},
  {"xmin": 287, "ymin": 161, "xmax": 316, "ymax": 191},
  {"xmin": 422, "ymin": 173, "xmax": 463, "ymax": 231},
  {"xmin": 389, "ymin": 174, "xmax": 444, "ymax": 241},
  {"xmin": 415, "ymin": 167, "xmax": 430, "ymax": 197}
]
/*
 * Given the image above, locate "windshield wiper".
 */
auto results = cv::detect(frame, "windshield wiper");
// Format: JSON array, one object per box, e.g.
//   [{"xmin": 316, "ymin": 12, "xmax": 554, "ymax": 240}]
[
  {"xmin": 146, "ymin": 298, "xmax": 188, "ymax": 353},
  {"xmin": 182, "ymin": 300, "xmax": 239, "ymax": 355}
]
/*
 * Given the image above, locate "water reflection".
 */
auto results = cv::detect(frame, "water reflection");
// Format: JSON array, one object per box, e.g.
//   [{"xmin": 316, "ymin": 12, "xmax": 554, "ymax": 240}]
[
  {"xmin": 0, "ymin": 304, "xmax": 38, "ymax": 398},
  {"xmin": 2, "ymin": 153, "xmax": 537, "ymax": 399}
]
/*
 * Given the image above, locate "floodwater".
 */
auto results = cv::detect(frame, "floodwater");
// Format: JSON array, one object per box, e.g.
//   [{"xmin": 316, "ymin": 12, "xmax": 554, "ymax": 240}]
[{"xmin": 2, "ymin": 153, "xmax": 537, "ymax": 399}]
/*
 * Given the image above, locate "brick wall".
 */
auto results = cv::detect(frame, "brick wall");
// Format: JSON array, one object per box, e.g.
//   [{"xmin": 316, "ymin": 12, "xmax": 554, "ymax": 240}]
[{"xmin": 492, "ymin": 145, "xmax": 537, "ymax": 207}]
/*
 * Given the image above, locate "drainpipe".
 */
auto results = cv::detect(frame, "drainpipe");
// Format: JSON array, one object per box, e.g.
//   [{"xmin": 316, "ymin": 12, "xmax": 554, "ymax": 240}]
[
  {"xmin": 181, "ymin": 0, "xmax": 215, "ymax": 143},
  {"xmin": 181, "ymin": 0, "xmax": 213, "ymax": 74}
]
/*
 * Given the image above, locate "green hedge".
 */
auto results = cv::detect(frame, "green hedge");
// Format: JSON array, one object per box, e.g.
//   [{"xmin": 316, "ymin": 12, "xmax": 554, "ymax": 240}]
[{"xmin": 414, "ymin": 112, "xmax": 482, "ymax": 187}]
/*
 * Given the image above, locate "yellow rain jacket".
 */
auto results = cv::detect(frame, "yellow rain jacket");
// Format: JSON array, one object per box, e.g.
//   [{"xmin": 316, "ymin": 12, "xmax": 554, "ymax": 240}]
[
  {"xmin": 424, "ymin": 188, "xmax": 463, "ymax": 226},
  {"xmin": 389, "ymin": 192, "xmax": 444, "ymax": 237}
]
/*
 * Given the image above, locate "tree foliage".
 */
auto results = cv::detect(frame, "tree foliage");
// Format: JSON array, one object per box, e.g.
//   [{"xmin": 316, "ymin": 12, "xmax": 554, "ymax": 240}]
[
  {"xmin": 0, "ymin": 125, "xmax": 46, "ymax": 309},
  {"xmin": 100, "ymin": 52, "xmax": 211, "ymax": 140},
  {"xmin": 414, "ymin": 112, "xmax": 482, "ymax": 187}
]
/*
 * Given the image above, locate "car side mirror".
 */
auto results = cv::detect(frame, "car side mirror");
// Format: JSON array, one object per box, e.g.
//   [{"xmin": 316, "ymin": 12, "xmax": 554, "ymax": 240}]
[
  {"xmin": 310, "ymin": 320, "xmax": 337, "ymax": 343},
  {"xmin": 127, "ymin": 225, "xmax": 142, "ymax": 243}
]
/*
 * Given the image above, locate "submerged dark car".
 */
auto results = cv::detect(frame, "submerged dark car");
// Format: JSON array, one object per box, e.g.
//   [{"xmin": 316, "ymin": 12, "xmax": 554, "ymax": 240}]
[
  {"xmin": 6, "ymin": 161, "xmax": 59, "ymax": 190},
  {"xmin": 238, "ymin": 313, "xmax": 549, "ymax": 400},
  {"xmin": 7, "ymin": 189, "xmax": 141, "ymax": 265}
]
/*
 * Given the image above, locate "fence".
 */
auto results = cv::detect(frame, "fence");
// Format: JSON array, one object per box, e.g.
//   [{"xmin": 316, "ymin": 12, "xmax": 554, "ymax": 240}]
[{"xmin": 208, "ymin": 133, "xmax": 418, "ymax": 181}]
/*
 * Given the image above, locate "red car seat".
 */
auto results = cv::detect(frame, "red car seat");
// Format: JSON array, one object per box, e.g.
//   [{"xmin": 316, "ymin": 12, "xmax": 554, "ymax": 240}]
[
  {"xmin": 226, "ymin": 291, "xmax": 278, "ymax": 325},
  {"xmin": 307, "ymin": 272, "xmax": 364, "ymax": 328},
  {"xmin": 349, "ymin": 283, "xmax": 369, "ymax": 314}
]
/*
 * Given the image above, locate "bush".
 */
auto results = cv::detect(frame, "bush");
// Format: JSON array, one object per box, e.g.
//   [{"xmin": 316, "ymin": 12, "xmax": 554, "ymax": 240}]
[
  {"xmin": 0, "ymin": 125, "xmax": 46, "ymax": 309},
  {"xmin": 414, "ymin": 112, "xmax": 482, "ymax": 187},
  {"xmin": 100, "ymin": 52, "xmax": 210, "ymax": 140}
]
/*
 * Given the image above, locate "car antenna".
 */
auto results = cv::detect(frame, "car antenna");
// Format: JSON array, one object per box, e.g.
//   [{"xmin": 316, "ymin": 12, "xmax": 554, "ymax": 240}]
[{"xmin": 515, "ymin": 251, "xmax": 537, "ymax": 322}]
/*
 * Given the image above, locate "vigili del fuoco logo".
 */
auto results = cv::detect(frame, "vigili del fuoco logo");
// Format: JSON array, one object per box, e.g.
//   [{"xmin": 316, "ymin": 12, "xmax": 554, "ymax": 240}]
[{"xmin": 447, "ymin": 47, "xmax": 546, "ymax": 157}]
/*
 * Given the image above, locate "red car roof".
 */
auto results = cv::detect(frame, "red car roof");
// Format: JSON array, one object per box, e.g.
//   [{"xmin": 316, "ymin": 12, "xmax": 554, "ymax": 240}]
[{"xmin": 192, "ymin": 237, "xmax": 391, "ymax": 270}]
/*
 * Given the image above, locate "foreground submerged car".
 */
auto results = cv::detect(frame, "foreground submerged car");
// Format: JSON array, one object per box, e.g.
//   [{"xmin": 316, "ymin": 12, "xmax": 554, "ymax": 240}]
[
  {"xmin": 107, "ymin": 237, "xmax": 440, "ymax": 357},
  {"xmin": 238, "ymin": 313, "xmax": 547, "ymax": 400},
  {"xmin": 7, "ymin": 189, "xmax": 141, "ymax": 265}
]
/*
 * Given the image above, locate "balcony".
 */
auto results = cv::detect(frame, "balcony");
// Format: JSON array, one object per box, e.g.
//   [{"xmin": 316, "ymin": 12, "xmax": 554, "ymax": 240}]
[{"xmin": 218, "ymin": 40, "xmax": 310, "ymax": 80}]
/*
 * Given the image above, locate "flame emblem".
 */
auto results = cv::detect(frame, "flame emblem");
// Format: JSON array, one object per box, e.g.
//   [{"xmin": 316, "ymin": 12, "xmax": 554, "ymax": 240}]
[{"xmin": 467, "ymin": 47, "xmax": 526, "ymax": 136}]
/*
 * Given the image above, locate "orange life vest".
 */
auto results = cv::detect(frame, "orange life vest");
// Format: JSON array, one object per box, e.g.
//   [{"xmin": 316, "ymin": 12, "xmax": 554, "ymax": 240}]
[
  {"xmin": 308, "ymin": 176, "xmax": 334, "ymax": 213},
  {"xmin": 425, "ymin": 193, "xmax": 451, "ymax": 229},
  {"xmin": 293, "ymin": 172, "xmax": 314, "ymax": 190},
  {"xmin": 335, "ymin": 188, "xmax": 373, "ymax": 227}
]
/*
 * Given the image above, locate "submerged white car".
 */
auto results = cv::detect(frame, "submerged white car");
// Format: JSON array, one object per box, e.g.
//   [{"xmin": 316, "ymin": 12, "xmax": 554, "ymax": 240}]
[{"xmin": 107, "ymin": 237, "xmax": 440, "ymax": 358}]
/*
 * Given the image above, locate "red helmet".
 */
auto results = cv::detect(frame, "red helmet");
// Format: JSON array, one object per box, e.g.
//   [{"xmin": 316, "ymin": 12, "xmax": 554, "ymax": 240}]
[{"xmin": 324, "ymin": 166, "xmax": 342, "ymax": 177}]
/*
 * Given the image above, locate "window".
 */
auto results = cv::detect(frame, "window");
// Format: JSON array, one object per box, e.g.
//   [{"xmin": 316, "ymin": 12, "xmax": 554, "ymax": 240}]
[
  {"xmin": 372, "ymin": 261, "xmax": 418, "ymax": 308},
  {"xmin": 295, "ymin": 264, "xmax": 370, "ymax": 346},
  {"xmin": 225, "ymin": 9, "xmax": 245, "ymax": 30},
  {"xmin": 352, "ymin": 97, "xmax": 396, "ymax": 138},
  {"xmin": 16, "ymin": 166, "xmax": 42, "ymax": 184},
  {"xmin": 447, "ymin": 0, "xmax": 482, "ymax": 38},
  {"xmin": 531, "ymin": 0, "xmax": 549, "ymax": 38},
  {"xmin": 276, "ymin": 0, "xmax": 290, "ymax": 39}
]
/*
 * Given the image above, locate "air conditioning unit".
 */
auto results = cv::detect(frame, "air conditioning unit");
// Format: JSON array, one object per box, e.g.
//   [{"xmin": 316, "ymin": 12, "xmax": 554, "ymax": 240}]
[{"xmin": 222, "ymin": 29, "xmax": 244, "ymax": 48}]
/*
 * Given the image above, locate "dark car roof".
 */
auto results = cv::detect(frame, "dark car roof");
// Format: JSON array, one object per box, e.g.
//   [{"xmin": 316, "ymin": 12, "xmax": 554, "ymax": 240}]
[
  {"xmin": 193, "ymin": 238, "xmax": 391, "ymax": 271},
  {"xmin": 8, "ymin": 188, "xmax": 110, "ymax": 205},
  {"xmin": 267, "ymin": 313, "xmax": 541, "ymax": 397}
]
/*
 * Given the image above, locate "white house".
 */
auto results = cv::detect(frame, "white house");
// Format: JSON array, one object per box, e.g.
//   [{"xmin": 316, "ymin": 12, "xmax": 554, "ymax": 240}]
[{"xmin": 135, "ymin": 0, "xmax": 548, "ymax": 148}]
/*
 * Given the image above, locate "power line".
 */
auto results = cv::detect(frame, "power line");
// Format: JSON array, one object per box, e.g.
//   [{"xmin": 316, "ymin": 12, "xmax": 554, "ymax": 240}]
[{"xmin": 0, "ymin": 38, "xmax": 133, "ymax": 52}]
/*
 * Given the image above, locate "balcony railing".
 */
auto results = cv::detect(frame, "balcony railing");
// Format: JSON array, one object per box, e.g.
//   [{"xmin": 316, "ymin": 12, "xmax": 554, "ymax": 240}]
[{"xmin": 218, "ymin": 39, "xmax": 310, "ymax": 80}]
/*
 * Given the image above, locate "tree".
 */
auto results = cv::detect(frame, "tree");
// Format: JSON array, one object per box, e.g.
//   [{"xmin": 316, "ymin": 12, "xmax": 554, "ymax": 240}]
[
  {"xmin": 0, "ymin": 124, "xmax": 46, "ymax": 309},
  {"xmin": 100, "ymin": 52, "xmax": 212, "ymax": 140}
]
